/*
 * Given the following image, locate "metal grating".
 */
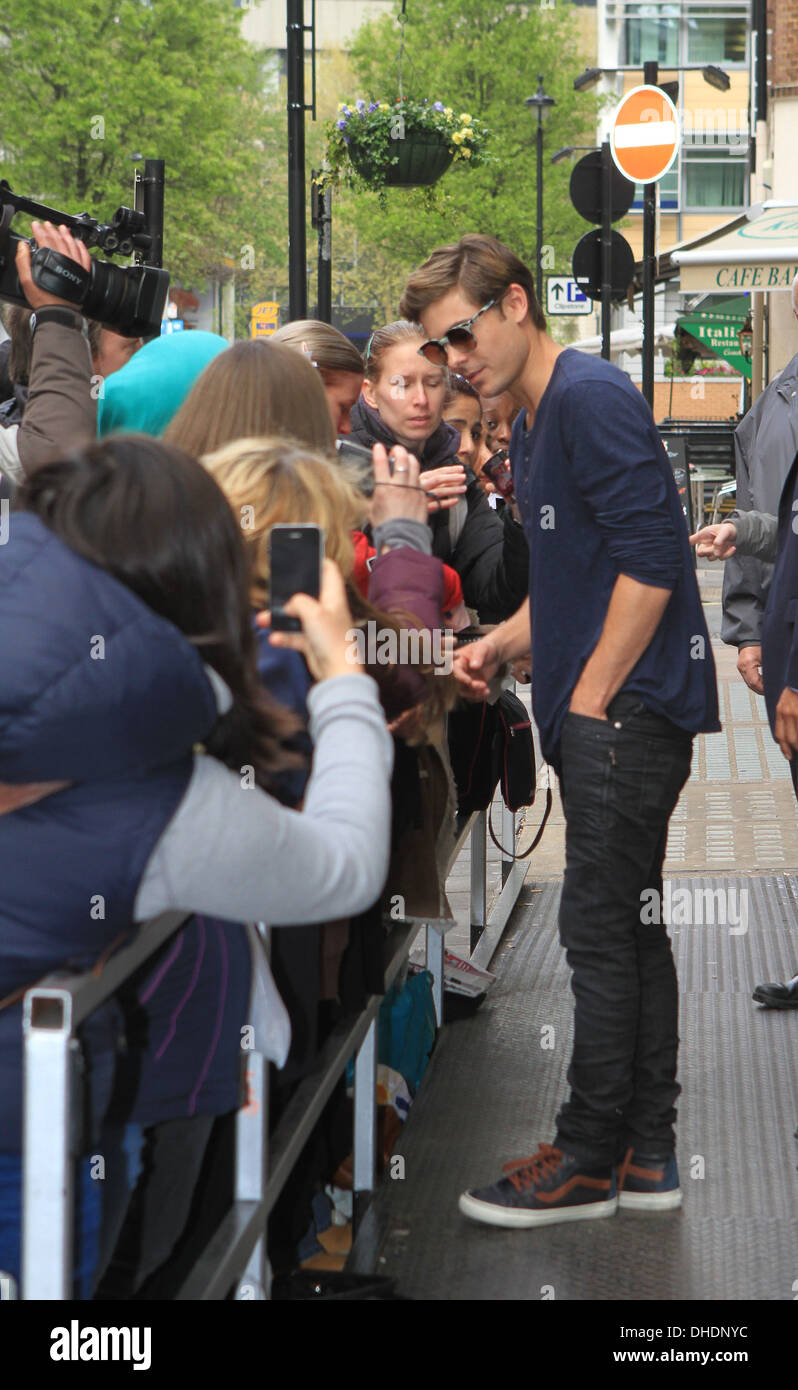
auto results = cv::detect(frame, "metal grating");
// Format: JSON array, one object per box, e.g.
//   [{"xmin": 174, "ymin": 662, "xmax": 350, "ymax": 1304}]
[{"xmin": 349, "ymin": 878, "xmax": 798, "ymax": 1300}]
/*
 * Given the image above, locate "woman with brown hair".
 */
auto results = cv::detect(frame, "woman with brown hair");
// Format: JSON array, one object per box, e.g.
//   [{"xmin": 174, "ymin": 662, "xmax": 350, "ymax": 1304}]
[
  {"xmin": 164, "ymin": 339, "xmax": 336, "ymax": 456},
  {"xmin": 271, "ymin": 319, "xmax": 365, "ymax": 438}
]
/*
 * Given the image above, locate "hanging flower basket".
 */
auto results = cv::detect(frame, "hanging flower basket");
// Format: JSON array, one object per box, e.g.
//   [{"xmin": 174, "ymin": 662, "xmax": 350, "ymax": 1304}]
[
  {"xmin": 350, "ymin": 130, "xmax": 454, "ymax": 187},
  {"xmin": 321, "ymin": 99, "xmax": 489, "ymax": 194}
]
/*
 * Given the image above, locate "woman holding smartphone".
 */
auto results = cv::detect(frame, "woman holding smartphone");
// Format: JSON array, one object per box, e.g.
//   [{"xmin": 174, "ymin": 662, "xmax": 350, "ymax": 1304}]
[
  {"xmin": 348, "ymin": 320, "xmax": 528, "ymax": 625},
  {"xmin": 0, "ymin": 435, "xmax": 393, "ymax": 1296}
]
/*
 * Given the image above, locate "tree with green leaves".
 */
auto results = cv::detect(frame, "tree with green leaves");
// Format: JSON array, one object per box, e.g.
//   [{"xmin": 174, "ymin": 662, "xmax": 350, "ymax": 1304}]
[
  {"xmin": 318, "ymin": 0, "xmax": 600, "ymax": 324},
  {"xmin": 0, "ymin": 0, "xmax": 286, "ymax": 290}
]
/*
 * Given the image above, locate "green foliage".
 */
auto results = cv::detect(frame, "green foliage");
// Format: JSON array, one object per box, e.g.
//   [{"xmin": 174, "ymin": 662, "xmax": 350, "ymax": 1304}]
[
  {"xmin": 322, "ymin": 98, "xmax": 490, "ymax": 193},
  {"xmin": 0, "ymin": 0, "xmax": 286, "ymax": 288},
  {"xmin": 325, "ymin": 0, "xmax": 600, "ymax": 312}
]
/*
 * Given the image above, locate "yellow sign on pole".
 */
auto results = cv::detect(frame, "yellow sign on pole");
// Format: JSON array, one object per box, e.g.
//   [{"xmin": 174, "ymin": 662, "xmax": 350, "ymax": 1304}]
[{"xmin": 251, "ymin": 300, "xmax": 280, "ymax": 338}]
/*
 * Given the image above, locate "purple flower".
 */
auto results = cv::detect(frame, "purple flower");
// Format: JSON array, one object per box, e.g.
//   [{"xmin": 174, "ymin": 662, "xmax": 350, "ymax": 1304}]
[
  {"xmin": 432, "ymin": 101, "xmax": 444, "ymax": 111},
  {"xmin": 368, "ymin": 101, "xmax": 378, "ymax": 112},
  {"xmin": 356, "ymin": 99, "xmax": 366, "ymax": 112},
  {"xmin": 336, "ymin": 119, "xmax": 347, "ymax": 130}
]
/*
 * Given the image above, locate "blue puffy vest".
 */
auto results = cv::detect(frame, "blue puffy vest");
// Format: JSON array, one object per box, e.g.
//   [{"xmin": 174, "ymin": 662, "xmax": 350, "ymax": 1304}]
[{"xmin": 0, "ymin": 512, "xmax": 218, "ymax": 1150}]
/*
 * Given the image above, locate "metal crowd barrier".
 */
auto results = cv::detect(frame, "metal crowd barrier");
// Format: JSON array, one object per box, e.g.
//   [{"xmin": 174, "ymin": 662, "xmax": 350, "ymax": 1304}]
[{"xmin": 15, "ymin": 796, "xmax": 532, "ymax": 1301}]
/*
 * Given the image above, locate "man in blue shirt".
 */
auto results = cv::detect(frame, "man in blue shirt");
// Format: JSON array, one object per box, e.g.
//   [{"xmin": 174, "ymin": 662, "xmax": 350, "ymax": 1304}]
[{"xmin": 401, "ymin": 234, "xmax": 720, "ymax": 1229}]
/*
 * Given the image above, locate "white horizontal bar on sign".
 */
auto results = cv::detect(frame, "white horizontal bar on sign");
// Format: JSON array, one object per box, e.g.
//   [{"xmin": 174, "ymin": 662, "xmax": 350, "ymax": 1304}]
[
  {"xmin": 613, "ymin": 120, "xmax": 678, "ymax": 150},
  {"xmin": 672, "ymin": 247, "xmax": 798, "ymax": 264}
]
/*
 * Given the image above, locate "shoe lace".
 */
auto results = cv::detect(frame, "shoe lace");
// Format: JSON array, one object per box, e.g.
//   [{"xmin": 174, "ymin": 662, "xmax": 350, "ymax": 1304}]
[{"xmin": 503, "ymin": 1142, "xmax": 563, "ymax": 1193}]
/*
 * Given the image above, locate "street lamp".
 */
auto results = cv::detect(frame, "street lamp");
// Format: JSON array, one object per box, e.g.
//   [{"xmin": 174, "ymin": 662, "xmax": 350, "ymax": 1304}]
[
  {"xmin": 525, "ymin": 75, "xmax": 556, "ymax": 308},
  {"xmin": 573, "ymin": 64, "xmax": 730, "ymax": 92},
  {"xmin": 551, "ymin": 145, "xmax": 596, "ymax": 165}
]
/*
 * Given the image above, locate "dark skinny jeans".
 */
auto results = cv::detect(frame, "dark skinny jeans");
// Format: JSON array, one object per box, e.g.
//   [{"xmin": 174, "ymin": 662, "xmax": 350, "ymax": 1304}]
[{"xmin": 553, "ymin": 694, "xmax": 693, "ymax": 1167}]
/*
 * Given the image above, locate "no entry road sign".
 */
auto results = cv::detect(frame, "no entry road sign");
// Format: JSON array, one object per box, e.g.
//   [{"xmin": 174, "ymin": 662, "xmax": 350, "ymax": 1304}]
[{"xmin": 610, "ymin": 84, "xmax": 680, "ymax": 185}]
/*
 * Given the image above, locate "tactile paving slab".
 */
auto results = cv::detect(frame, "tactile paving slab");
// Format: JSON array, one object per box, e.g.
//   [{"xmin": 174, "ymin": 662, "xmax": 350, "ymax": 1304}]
[{"xmin": 349, "ymin": 878, "xmax": 798, "ymax": 1300}]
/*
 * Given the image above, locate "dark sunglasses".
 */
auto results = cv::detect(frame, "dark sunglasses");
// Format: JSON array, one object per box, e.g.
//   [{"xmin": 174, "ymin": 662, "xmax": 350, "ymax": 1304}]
[{"xmin": 418, "ymin": 297, "xmax": 498, "ymax": 366}]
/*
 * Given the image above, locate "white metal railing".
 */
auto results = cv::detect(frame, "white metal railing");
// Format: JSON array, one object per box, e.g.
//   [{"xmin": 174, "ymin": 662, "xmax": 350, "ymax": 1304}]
[{"xmin": 14, "ymin": 796, "xmax": 532, "ymax": 1301}]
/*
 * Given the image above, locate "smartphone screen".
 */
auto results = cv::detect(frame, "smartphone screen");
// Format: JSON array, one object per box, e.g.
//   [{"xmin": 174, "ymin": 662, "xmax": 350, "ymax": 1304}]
[{"xmin": 269, "ymin": 524, "xmax": 324, "ymax": 632}]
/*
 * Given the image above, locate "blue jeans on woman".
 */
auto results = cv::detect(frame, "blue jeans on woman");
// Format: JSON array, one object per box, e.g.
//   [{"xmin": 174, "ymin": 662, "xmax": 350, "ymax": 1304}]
[{"xmin": 553, "ymin": 694, "xmax": 693, "ymax": 1167}]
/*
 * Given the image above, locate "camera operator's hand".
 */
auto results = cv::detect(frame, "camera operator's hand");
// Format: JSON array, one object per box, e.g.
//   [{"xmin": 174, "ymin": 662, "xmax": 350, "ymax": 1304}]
[
  {"xmin": 15, "ymin": 220, "xmax": 92, "ymax": 311},
  {"xmin": 369, "ymin": 443, "xmax": 428, "ymax": 529}
]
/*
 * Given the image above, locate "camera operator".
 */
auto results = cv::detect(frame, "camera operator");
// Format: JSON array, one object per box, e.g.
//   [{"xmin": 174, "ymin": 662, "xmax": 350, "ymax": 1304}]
[{"xmin": 0, "ymin": 221, "xmax": 98, "ymax": 490}]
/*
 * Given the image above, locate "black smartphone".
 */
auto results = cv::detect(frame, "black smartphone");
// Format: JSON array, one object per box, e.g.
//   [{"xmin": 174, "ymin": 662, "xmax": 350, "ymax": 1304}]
[
  {"xmin": 335, "ymin": 437, "xmax": 376, "ymax": 496},
  {"xmin": 269, "ymin": 524, "xmax": 324, "ymax": 633},
  {"xmin": 481, "ymin": 448, "xmax": 515, "ymax": 498}
]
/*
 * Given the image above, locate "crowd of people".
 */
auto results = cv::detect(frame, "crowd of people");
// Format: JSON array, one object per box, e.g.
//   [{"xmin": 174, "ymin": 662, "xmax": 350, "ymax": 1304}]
[
  {"xmin": 2, "ymin": 219, "xmax": 797, "ymax": 1298},
  {"xmin": 0, "ymin": 221, "xmax": 535, "ymax": 1298}
]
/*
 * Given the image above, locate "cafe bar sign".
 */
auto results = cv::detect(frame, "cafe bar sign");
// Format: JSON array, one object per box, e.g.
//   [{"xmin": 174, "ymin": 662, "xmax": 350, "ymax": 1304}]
[{"xmin": 671, "ymin": 204, "xmax": 798, "ymax": 294}]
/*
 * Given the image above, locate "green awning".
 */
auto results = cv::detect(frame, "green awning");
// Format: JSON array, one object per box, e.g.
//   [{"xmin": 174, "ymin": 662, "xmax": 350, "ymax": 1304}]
[{"xmin": 675, "ymin": 293, "xmax": 751, "ymax": 379}]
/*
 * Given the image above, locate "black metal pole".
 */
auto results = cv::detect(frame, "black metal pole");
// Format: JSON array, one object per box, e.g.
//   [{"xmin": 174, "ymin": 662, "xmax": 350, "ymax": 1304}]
[
  {"xmin": 536, "ymin": 112, "xmax": 543, "ymax": 307},
  {"xmin": 138, "ymin": 159, "xmax": 164, "ymax": 268},
  {"xmin": 287, "ymin": 0, "xmax": 307, "ymax": 321},
  {"xmin": 642, "ymin": 59, "xmax": 657, "ymax": 410},
  {"xmin": 312, "ymin": 172, "xmax": 332, "ymax": 324},
  {"xmin": 601, "ymin": 141, "xmax": 612, "ymax": 360}
]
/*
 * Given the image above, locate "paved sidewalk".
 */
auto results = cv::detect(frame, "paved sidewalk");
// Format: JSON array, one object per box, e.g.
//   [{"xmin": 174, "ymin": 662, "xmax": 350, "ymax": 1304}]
[{"xmin": 352, "ymin": 564, "xmax": 798, "ymax": 1300}]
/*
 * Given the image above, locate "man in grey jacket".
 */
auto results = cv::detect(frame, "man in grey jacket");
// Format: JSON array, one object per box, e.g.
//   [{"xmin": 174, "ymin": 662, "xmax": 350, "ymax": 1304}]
[
  {"xmin": 721, "ymin": 275, "xmax": 798, "ymax": 695},
  {"xmin": 0, "ymin": 221, "xmax": 99, "ymax": 492}
]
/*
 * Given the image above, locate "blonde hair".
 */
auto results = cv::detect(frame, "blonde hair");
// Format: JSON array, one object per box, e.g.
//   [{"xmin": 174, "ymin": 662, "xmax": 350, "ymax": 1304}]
[
  {"xmin": 164, "ymin": 341, "xmax": 335, "ymax": 457},
  {"xmin": 202, "ymin": 436, "xmax": 366, "ymax": 606},
  {"xmin": 201, "ymin": 435, "xmax": 455, "ymax": 731}
]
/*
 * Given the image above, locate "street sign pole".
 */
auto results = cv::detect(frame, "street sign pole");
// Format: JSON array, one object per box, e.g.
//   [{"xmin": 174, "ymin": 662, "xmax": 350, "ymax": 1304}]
[
  {"xmin": 601, "ymin": 142, "xmax": 612, "ymax": 361},
  {"xmin": 642, "ymin": 60, "xmax": 658, "ymax": 409}
]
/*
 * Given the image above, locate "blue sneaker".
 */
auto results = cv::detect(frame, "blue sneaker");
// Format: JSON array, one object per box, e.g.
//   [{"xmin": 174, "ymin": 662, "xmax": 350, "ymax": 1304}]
[
  {"xmin": 458, "ymin": 1143, "xmax": 618, "ymax": 1229},
  {"xmin": 616, "ymin": 1148, "xmax": 682, "ymax": 1211}
]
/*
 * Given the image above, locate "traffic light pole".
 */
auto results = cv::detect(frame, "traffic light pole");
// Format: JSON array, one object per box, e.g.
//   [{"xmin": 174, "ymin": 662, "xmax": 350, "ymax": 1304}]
[
  {"xmin": 642, "ymin": 60, "xmax": 658, "ymax": 409},
  {"xmin": 600, "ymin": 142, "xmax": 612, "ymax": 360}
]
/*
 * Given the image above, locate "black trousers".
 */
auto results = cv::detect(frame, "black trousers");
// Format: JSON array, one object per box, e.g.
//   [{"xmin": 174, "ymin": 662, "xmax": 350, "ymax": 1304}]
[{"xmin": 554, "ymin": 695, "xmax": 693, "ymax": 1167}]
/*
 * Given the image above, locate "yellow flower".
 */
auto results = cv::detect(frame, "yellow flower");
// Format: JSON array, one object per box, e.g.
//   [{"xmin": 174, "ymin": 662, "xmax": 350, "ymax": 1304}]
[
  {"xmin": 443, "ymin": 106, "xmax": 453, "ymax": 117},
  {"xmin": 463, "ymin": 127, "xmax": 475, "ymax": 140},
  {"xmin": 379, "ymin": 102, "xmax": 390, "ymax": 111},
  {"xmin": 459, "ymin": 113, "xmax": 472, "ymax": 123},
  {"xmin": 452, "ymin": 131, "xmax": 464, "ymax": 145},
  {"xmin": 337, "ymin": 102, "xmax": 347, "ymax": 111},
  {"xmin": 462, "ymin": 148, "xmax": 472, "ymax": 159}
]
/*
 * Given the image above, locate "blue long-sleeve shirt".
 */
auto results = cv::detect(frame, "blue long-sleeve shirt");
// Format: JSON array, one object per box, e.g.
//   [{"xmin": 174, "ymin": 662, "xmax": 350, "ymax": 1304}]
[{"xmin": 510, "ymin": 349, "xmax": 720, "ymax": 770}]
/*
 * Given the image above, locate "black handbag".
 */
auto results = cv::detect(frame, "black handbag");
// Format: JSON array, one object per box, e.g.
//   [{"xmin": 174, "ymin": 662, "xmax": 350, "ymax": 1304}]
[
  {"xmin": 487, "ymin": 690, "xmax": 552, "ymax": 860},
  {"xmin": 448, "ymin": 691, "xmax": 552, "ymax": 859}
]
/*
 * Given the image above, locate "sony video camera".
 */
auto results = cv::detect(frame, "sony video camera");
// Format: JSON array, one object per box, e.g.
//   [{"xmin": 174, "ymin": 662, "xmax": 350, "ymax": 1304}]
[{"xmin": 0, "ymin": 179, "xmax": 169, "ymax": 337}]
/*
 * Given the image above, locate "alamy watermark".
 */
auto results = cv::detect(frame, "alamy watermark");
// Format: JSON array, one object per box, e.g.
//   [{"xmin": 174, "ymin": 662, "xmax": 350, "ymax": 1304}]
[
  {"xmin": 345, "ymin": 621, "xmax": 453, "ymax": 675},
  {"xmin": 640, "ymin": 885, "xmax": 748, "ymax": 935}
]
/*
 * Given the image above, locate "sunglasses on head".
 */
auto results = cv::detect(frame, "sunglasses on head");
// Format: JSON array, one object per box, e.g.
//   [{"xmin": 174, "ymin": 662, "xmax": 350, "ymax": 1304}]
[{"xmin": 418, "ymin": 295, "xmax": 502, "ymax": 366}]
